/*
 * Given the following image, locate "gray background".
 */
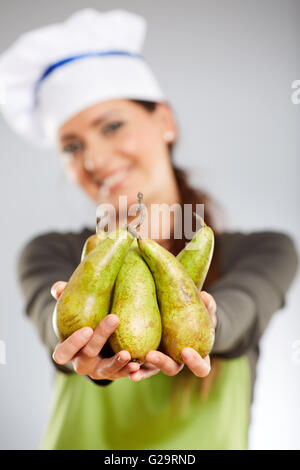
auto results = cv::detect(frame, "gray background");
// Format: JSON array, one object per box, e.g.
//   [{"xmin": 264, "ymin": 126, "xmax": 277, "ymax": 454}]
[{"xmin": 0, "ymin": 0, "xmax": 299, "ymax": 449}]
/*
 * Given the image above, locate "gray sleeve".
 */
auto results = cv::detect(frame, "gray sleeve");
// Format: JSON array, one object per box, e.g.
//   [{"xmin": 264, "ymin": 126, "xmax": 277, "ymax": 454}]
[
  {"xmin": 207, "ymin": 231, "xmax": 299, "ymax": 357},
  {"xmin": 16, "ymin": 231, "xmax": 83, "ymax": 374}
]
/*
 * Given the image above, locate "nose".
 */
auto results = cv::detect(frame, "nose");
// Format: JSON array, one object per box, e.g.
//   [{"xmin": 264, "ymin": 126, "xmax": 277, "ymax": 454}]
[
  {"xmin": 83, "ymin": 151, "xmax": 95, "ymax": 171},
  {"xmin": 82, "ymin": 146, "xmax": 107, "ymax": 173},
  {"xmin": 82, "ymin": 134, "xmax": 113, "ymax": 173}
]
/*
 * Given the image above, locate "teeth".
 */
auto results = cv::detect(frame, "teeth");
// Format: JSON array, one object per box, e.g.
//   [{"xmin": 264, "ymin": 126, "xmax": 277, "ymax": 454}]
[
  {"xmin": 102, "ymin": 169, "xmax": 128, "ymax": 188},
  {"xmin": 97, "ymin": 168, "xmax": 129, "ymax": 198}
]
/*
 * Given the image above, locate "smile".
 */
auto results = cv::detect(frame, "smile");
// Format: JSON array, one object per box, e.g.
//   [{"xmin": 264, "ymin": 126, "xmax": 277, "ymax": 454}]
[{"xmin": 98, "ymin": 166, "xmax": 132, "ymax": 196}]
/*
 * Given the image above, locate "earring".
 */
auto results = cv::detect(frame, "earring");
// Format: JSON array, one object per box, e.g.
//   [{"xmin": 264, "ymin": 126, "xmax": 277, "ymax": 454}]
[{"xmin": 163, "ymin": 130, "xmax": 175, "ymax": 143}]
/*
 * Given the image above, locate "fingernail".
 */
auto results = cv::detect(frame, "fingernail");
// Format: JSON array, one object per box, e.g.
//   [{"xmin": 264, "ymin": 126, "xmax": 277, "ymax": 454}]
[
  {"xmin": 52, "ymin": 351, "xmax": 59, "ymax": 362},
  {"xmin": 55, "ymin": 352, "xmax": 65, "ymax": 363},
  {"xmin": 107, "ymin": 315, "xmax": 118, "ymax": 327},
  {"xmin": 208, "ymin": 299, "xmax": 214, "ymax": 311},
  {"xmin": 82, "ymin": 328, "xmax": 93, "ymax": 338},
  {"xmin": 50, "ymin": 286, "xmax": 57, "ymax": 297},
  {"xmin": 182, "ymin": 352, "xmax": 191, "ymax": 361},
  {"xmin": 182, "ymin": 348, "xmax": 193, "ymax": 360},
  {"xmin": 151, "ymin": 356, "xmax": 160, "ymax": 364}
]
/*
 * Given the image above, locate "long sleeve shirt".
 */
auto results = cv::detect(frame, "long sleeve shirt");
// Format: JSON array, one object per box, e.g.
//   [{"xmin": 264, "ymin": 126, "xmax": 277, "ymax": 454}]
[{"xmin": 16, "ymin": 227, "xmax": 299, "ymax": 396}]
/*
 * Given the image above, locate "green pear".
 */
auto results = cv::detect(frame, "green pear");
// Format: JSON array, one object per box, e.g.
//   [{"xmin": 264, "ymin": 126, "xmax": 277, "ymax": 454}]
[
  {"xmin": 109, "ymin": 240, "xmax": 162, "ymax": 363},
  {"xmin": 138, "ymin": 238, "xmax": 215, "ymax": 364},
  {"xmin": 81, "ymin": 229, "xmax": 106, "ymax": 260},
  {"xmin": 177, "ymin": 220, "xmax": 214, "ymax": 290},
  {"xmin": 54, "ymin": 228, "xmax": 134, "ymax": 340},
  {"xmin": 81, "ymin": 218, "xmax": 107, "ymax": 260}
]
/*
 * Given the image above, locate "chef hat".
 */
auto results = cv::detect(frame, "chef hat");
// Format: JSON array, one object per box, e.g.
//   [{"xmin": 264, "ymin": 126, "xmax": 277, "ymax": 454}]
[{"xmin": 0, "ymin": 9, "xmax": 166, "ymax": 148}]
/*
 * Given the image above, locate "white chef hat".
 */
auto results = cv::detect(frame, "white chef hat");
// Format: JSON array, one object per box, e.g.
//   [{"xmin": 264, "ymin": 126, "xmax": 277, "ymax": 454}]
[{"xmin": 0, "ymin": 9, "xmax": 166, "ymax": 148}]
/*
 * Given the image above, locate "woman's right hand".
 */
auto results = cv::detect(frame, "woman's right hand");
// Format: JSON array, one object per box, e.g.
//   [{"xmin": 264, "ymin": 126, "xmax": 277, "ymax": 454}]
[{"xmin": 50, "ymin": 281, "xmax": 141, "ymax": 381}]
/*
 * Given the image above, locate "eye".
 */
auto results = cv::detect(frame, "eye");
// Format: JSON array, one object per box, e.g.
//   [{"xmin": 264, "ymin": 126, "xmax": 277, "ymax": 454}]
[
  {"xmin": 62, "ymin": 141, "xmax": 84, "ymax": 155},
  {"xmin": 102, "ymin": 121, "xmax": 124, "ymax": 135}
]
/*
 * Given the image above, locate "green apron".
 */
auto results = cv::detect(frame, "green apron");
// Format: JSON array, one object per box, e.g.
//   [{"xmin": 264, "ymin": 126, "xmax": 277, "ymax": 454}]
[{"xmin": 42, "ymin": 355, "xmax": 251, "ymax": 450}]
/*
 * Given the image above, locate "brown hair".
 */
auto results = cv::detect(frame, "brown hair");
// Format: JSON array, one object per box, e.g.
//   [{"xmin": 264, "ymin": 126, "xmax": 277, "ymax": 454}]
[
  {"xmin": 132, "ymin": 99, "xmax": 221, "ymax": 285},
  {"xmin": 133, "ymin": 99, "xmax": 224, "ymax": 403}
]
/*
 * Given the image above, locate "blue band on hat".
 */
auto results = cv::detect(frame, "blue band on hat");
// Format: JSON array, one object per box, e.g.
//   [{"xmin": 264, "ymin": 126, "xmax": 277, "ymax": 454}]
[{"xmin": 34, "ymin": 50, "xmax": 144, "ymax": 107}]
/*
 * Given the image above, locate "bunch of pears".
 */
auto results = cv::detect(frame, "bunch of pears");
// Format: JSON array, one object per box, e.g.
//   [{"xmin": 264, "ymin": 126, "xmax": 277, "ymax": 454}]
[{"xmin": 54, "ymin": 200, "xmax": 215, "ymax": 364}]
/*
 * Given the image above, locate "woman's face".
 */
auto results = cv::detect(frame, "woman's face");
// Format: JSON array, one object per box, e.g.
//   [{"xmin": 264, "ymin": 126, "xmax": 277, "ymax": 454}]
[{"xmin": 58, "ymin": 99, "xmax": 178, "ymax": 211}]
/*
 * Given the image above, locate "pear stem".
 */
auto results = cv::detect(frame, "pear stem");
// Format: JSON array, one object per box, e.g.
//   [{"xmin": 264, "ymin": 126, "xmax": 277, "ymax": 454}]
[
  {"xmin": 127, "ymin": 192, "xmax": 145, "ymax": 238},
  {"xmin": 96, "ymin": 216, "xmax": 105, "ymax": 234}
]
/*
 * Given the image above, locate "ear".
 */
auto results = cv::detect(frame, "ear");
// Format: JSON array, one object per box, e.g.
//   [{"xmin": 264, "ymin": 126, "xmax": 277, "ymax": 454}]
[{"xmin": 154, "ymin": 102, "xmax": 178, "ymax": 142}]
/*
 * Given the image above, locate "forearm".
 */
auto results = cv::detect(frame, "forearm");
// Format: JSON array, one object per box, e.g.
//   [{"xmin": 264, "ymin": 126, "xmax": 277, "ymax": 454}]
[
  {"xmin": 207, "ymin": 231, "xmax": 299, "ymax": 357},
  {"xmin": 29, "ymin": 294, "xmax": 75, "ymax": 374},
  {"xmin": 17, "ymin": 233, "xmax": 80, "ymax": 375},
  {"xmin": 209, "ymin": 285, "xmax": 257, "ymax": 356}
]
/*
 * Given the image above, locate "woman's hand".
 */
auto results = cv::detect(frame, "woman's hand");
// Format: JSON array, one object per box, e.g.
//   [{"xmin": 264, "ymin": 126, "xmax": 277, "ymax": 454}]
[
  {"xmin": 51, "ymin": 281, "xmax": 141, "ymax": 380},
  {"xmin": 128, "ymin": 291, "xmax": 217, "ymax": 382},
  {"xmin": 51, "ymin": 282, "xmax": 217, "ymax": 383}
]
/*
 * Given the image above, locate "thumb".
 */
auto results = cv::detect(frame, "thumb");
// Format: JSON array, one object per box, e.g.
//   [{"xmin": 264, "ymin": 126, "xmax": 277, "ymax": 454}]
[{"xmin": 200, "ymin": 291, "xmax": 217, "ymax": 329}]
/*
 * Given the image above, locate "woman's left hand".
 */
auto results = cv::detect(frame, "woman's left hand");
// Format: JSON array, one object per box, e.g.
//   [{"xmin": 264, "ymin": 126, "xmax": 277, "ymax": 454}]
[{"xmin": 129, "ymin": 291, "xmax": 217, "ymax": 382}]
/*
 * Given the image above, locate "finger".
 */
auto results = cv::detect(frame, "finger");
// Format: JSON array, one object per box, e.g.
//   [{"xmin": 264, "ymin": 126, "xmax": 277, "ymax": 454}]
[
  {"xmin": 145, "ymin": 351, "xmax": 184, "ymax": 376},
  {"xmin": 129, "ymin": 362, "xmax": 160, "ymax": 382},
  {"xmin": 72, "ymin": 352, "xmax": 95, "ymax": 375},
  {"xmin": 89, "ymin": 359, "xmax": 140, "ymax": 381},
  {"xmin": 181, "ymin": 347, "xmax": 211, "ymax": 377},
  {"xmin": 52, "ymin": 327, "xmax": 93, "ymax": 364},
  {"xmin": 127, "ymin": 362, "xmax": 141, "ymax": 373},
  {"xmin": 113, "ymin": 361, "xmax": 141, "ymax": 379},
  {"xmin": 72, "ymin": 350, "xmax": 110, "ymax": 377},
  {"xmin": 81, "ymin": 314, "xmax": 120, "ymax": 358},
  {"xmin": 200, "ymin": 291, "xmax": 217, "ymax": 328},
  {"xmin": 93, "ymin": 350, "xmax": 131, "ymax": 379},
  {"xmin": 51, "ymin": 281, "xmax": 67, "ymax": 300}
]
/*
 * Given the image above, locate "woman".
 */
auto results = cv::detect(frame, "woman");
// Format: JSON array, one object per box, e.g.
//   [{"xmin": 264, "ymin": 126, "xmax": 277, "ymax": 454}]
[{"xmin": 0, "ymin": 9, "xmax": 298, "ymax": 450}]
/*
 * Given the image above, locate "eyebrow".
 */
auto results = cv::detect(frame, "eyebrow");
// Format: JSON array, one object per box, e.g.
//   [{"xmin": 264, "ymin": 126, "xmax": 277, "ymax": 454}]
[{"xmin": 60, "ymin": 109, "xmax": 122, "ymax": 141}]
